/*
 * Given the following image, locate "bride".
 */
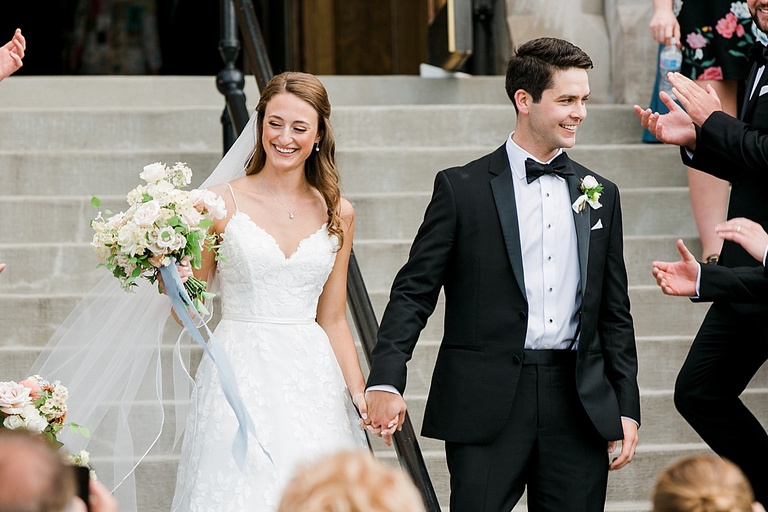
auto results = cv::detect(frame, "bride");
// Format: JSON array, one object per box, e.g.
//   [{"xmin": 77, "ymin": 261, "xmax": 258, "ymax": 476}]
[{"xmin": 31, "ymin": 72, "xmax": 378, "ymax": 511}]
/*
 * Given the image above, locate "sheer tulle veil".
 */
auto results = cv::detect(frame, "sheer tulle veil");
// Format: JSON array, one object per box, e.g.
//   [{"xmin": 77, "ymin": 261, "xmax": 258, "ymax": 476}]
[{"xmin": 30, "ymin": 114, "xmax": 258, "ymax": 510}]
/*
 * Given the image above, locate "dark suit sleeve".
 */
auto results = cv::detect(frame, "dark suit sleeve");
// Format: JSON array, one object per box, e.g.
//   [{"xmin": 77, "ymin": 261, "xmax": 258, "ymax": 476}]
[
  {"xmin": 367, "ymin": 171, "xmax": 457, "ymax": 393},
  {"xmin": 699, "ymin": 264, "xmax": 768, "ymax": 302},
  {"xmin": 683, "ymin": 111, "xmax": 768, "ymax": 182},
  {"xmin": 596, "ymin": 186, "xmax": 641, "ymax": 423}
]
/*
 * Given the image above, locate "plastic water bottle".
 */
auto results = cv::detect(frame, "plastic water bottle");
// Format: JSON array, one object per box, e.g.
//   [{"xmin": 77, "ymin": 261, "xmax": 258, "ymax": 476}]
[{"xmin": 659, "ymin": 38, "xmax": 683, "ymax": 99}]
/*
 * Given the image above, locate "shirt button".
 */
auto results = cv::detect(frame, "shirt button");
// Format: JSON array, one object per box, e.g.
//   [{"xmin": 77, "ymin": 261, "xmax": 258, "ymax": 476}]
[
  {"xmin": 548, "ymin": 287, "xmax": 553, "ymax": 292},
  {"xmin": 546, "ymin": 192, "xmax": 550, "ymax": 197},
  {"xmin": 544, "ymin": 344, "xmax": 550, "ymax": 349},
  {"xmin": 547, "ymin": 256, "xmax": 552, "ymax": 261},
  {"xmin": 548, "ymin": 318, "xmax": 554, "ymax": 323},
  {"xmin": 547, "ymin": 223, "xmax": 552, "ymax": 229}
]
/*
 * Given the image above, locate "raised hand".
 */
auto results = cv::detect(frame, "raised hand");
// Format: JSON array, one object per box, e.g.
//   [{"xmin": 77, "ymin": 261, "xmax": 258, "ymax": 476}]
[
  {"xmin": 668, "ymin": 72, "xmax": 723, "ymax": 126},
  {"xmin": 0, "ymin": 29, "xmax": 26, "ymax": 81},
  {"xmin": 652, "ymin": 239, "xmax": 699, "ymax": 296},
  {"xmin": 363, "ymin": 390, "xmax": 406, "ymax": 447},
  {"xmin": 634, "ymin": 90, "xmax": 697, "ymax": 149},
  {"xmin": 716, "ymin": 217, "xmax": 768, "ymax": 263}
]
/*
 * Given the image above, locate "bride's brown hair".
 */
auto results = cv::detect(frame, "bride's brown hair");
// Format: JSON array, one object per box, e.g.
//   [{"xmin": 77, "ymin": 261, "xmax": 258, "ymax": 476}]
[{"xmin": 245, "ymin": 72, "xmax": 343, "ymax": 247}]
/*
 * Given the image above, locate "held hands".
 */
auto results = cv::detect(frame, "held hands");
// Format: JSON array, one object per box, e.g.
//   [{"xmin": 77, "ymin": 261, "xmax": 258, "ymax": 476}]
[
  {"xmin": 362, "ymin": 390, "xmax": 407, "ymax": 447},
  {"xmin": 652, "ymin": 239, "xmax": 699, "ymax": 296},
  {"xmin": 715, "ymin": 218, "xmax": 768, "ymax": 263},
  {"xmin": 608, "ymin": 418, "xmax": 639, "ymax": 471}
]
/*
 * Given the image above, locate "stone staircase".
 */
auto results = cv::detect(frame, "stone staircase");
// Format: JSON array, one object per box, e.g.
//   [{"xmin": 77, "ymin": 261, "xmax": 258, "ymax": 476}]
[{"xmin": 1, "ymin": 75, "xmax": 766, "ymax": 511}]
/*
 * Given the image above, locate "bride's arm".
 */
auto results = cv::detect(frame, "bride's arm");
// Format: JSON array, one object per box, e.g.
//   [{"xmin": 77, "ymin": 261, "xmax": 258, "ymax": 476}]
[{"xmin": 316, "ymin": 199, "xmax": 368, "ymax": 416}]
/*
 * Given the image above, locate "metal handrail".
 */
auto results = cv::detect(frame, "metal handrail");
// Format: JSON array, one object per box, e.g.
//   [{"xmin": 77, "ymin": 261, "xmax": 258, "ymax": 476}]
[{"xmin": 216, "ymin": 2, "xmax": 440, "ymax": 510}]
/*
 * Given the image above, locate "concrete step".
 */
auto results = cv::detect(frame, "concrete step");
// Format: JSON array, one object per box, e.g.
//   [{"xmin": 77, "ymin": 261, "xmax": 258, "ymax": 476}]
[
  {"xmin": 0, "ymin": 283, "xmax": 710, "ymax": 351},
  {"xmin": 0, "ymin": 143, "xmax": 686, "ymax": 197},
  {"xmin": 0, "ymin": 76, "xmax": 512, "ymax": 109},
  {"xmin": 0, "ymin": 104, "xmax": 647, "ymax": 151}
]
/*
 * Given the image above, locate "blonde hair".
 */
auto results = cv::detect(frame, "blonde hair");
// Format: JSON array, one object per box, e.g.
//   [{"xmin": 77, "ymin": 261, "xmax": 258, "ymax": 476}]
[
  {"xmin": 652, "ymin": 455, "xmax": 755, "ymax": 512},
  {"xmin": 247, "ymin": 71, "xmax": 344, "ymax": 247},
  {"xmin": 278, "ymin": 450, "xmax": 426, "ymax": 512}
]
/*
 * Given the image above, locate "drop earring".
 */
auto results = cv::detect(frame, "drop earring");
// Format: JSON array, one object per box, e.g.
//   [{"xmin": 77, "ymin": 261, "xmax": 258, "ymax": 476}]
[{"xmin": 314, "ymin": 142, "xmax": 320, "ymax": 152}]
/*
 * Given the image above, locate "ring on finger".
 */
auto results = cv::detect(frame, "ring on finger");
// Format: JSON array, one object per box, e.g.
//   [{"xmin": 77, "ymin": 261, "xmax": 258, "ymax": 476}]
[{"xmin": 737, "ymin": 225, "xmax": 741, "ymax": 233}]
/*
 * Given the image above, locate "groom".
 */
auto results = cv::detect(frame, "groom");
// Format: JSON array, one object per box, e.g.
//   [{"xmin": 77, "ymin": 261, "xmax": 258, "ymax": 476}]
[{"xmin": 364, "ymin": 37, "xmax": 640, "ymax": 511}]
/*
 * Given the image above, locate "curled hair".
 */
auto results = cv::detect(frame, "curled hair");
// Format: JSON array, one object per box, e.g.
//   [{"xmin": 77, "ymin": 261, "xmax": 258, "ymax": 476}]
[
  {"xmin": 246, "ymin": 71, "xmax": 344, "ymax": 247},
  {"xmin": 278, "ymin": 450, "xmax": 426, "ymax": 512},
  {"xmin": 505, "ymin": 37, "xmax": 593, "ymax": 112},
  {"xmin": 652, "ymin": 455, "xmax": 755, "ymax": 512}
]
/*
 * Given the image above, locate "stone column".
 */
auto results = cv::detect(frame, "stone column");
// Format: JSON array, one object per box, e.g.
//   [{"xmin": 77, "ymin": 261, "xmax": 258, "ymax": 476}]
[{"xmin": 504, "ymin": 0, "xmax": 656, "ymax": 105}]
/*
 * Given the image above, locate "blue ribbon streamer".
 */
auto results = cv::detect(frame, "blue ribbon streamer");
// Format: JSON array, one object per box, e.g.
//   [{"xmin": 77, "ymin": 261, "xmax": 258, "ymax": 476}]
[{"xmin": 159, "ymin": 263, "xmax": 272, "ymax": 468}]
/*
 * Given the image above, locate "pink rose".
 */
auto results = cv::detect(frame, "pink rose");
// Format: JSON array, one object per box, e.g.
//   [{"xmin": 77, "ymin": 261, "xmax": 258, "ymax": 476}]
[
  {"xmin": 736, "ymin": 24, "xmax": 745, "ymax": 37},
  {"xmin": 716, "ymin": 13, "xmax": 739, "ymax": 38},
  {"xmin": 686, "ymin": 32, "xmax": 708, "ymax": 49},
  {"xmin": 699, "ymin": 66, "xmax": 724, "ymax": 80},
  {"xmin": 19, "ymin": 379, "xmax": 42, "ymax": 399}
]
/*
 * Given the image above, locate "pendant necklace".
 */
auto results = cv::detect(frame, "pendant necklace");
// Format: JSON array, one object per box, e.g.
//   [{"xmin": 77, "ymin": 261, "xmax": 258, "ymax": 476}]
[{"xmin": 263, "ymin": 179, "xmax": 299, "ymax": 219}]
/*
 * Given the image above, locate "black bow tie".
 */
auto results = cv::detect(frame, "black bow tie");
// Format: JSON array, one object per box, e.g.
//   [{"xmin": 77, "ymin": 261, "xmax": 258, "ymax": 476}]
[
  {"xmin": 524, "ymin": 154, "xmax": 572, "ymax": 184},
  {"xmin": 751, "ymin": 43, "xmax": 768, "ymax": 66}
]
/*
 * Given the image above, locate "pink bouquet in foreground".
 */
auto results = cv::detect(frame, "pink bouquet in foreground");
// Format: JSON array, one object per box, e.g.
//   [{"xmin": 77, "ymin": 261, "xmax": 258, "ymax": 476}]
[
  {"xmin": 91, "ymin": 162, "xmax": 226, "ymax": 314},
  {"xmin": 0, "ymin": 376, "xmax": 89, "ymax": 447}
]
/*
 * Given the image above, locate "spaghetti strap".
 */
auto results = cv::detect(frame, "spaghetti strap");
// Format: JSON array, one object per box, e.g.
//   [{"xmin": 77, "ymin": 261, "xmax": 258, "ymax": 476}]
[{"xmin": 226, "ymin": 183, "xmax": 240, "ymax": 212}]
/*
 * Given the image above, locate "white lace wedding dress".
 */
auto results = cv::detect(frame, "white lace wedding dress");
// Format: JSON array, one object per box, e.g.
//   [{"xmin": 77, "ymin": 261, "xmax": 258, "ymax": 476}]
[{"xmin": 171, "ymin": 196, "xmax": 368, "ymax": 511}]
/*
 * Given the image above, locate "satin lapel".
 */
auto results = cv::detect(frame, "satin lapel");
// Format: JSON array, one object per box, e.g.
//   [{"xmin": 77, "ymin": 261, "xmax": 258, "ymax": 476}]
[
  {"xmin": 743, "ymin": 63, "xmax": 767, "ymax": 121},
  {"xmin": 741, "ymin": 63, "xmax": 758, "ymax": 118},
  {"xmin": 566, "ymin": 162, "xmax": 590, "ymax": 295},
  {"xmin": 489, "ymin": 151, "xmax": 526, "ymax": 299}
]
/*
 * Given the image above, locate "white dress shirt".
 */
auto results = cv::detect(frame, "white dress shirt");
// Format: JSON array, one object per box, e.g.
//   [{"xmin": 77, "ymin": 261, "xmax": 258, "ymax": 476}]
[{"xmin": 506, "ymin": 134, "xmax": 582, "ymax": 350}]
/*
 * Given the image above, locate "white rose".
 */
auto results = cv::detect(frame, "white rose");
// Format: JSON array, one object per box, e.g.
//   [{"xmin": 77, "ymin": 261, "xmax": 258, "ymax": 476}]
[
  {"xmin": 117, "ymin": 222, "xmax": 147, "ymax": 257},
  {"xmin": 140, "ymin": 162, "xmax": 167, "ymax": 184},
  {"xmin": 155, "ymin": 227, "xmax": 186, "ymax": 252},
  {"xmin": 3, "ymin": 414, "xmax": 24, "ymax": 430},
  {"xmin": 181, "ymin": 209, "xmax": 204, "ymax": 229},
  {"xmin": 21, "ymin": 405, "xmax": 48, "ymax": 433},
  {"xmin": 0, "ymin": 381, "xmax": 32, "ymax": 415},
  {"xmin": 133, "ymin": 200, "xmax": 161, "ymax": 227},
  {"xmin": 581, "ymin": 175, "xmax": 599, "ymax": 190},
  {"xmin": 195, "ymin": 190, "xmax": 227, "ymax": 219}
]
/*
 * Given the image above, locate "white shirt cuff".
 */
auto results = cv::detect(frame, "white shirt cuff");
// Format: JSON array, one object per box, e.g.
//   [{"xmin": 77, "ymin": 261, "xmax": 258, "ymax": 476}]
[
  {"xmin": 621, "ymin": 416, "xmax": 639, "ymax": 428},
  {"xmin": 693, "ymin": 262, "xmax": 702, "ymax": 298},
  {"xmin": 763, "ymin": 244, "xmax": 768, "ymax": 267},
  {"xmin": 366, "ymin": 384, "xmax": 401, "ymax": 396}
]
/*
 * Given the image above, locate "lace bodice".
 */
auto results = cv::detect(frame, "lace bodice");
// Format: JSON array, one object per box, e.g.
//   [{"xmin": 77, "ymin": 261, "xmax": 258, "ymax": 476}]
[{"xmin": 216, "ymin": 212, "xmax": 337, "ymax": 320}]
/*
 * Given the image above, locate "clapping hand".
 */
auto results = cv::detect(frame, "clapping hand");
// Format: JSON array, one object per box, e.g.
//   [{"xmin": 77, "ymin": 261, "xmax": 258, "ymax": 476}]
[
  {"xmin": 633, "ymin": 90, "xmax": 697, "ymax": 149},
  {"xmin": 0, "ymin": 29, "xmax": 25, "ymax": 81},
  {"xmin": 652, "ymin": 239, "xmax": 699, "ymax": 297},
  {"xmin": 668, "ymin": 72, "xmax": 723, "ymax": 126},
  {"xmin": 715, "ymin": 217, "xmax": 768, "ymax": 263}
]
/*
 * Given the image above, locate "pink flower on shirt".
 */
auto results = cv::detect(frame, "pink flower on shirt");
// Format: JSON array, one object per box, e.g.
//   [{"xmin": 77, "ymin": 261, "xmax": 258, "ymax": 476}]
[
  {"xmin": 686, "ymin": 32, "xmax": 708, "ymax": 49},
  {"xmin": 715, "ymin": 13, "xmax": 739, "ymax": 38}
]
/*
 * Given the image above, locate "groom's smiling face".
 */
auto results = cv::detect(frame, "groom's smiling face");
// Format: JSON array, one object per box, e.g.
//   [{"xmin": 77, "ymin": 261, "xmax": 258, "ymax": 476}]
[
  {"xmin": 749, "ymin": 0, "xmax": 768, "ymax": 34},
  {"xmin": 522, "ymin": 67, "xmax": 590, "ymax": 160}
]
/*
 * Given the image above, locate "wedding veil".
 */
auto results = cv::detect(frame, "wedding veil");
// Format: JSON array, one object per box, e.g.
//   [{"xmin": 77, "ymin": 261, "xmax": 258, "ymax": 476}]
[{"xmin": 30, "ymin": 114, "xmax": 258, "ymax": 511}]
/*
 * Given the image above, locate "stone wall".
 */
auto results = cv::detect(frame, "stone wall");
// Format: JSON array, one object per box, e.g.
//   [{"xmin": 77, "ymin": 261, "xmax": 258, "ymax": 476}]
[{"xmin": 504, "ymin": 0, "xmax": 657, "ymax": 105}]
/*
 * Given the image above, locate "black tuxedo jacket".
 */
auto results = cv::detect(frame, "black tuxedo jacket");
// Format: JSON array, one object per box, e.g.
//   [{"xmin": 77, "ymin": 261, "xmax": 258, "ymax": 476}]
[
  {"xmin": 699, "ymin": 264, "xmax": 768, "ymax": 302},
  {"xmin": 367, "ymin": 146, "xmax": 640, "ymax": 444}
]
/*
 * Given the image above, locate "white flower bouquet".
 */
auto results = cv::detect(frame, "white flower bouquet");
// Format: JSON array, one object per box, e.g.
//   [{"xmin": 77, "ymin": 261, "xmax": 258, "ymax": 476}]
[
  {"xmin": 91, "ymin": 162, "xmax": 226, "ymax": 314},
  {"xmin": 0, "ymin": 376, "xmax": 89, "ymax": 447}
]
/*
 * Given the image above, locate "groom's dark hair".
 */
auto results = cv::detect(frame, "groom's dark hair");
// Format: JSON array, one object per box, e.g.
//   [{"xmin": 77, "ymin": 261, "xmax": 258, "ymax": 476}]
[{"xmin": 505, "ymin": 37, "xmax": 593, "ymax": 112}]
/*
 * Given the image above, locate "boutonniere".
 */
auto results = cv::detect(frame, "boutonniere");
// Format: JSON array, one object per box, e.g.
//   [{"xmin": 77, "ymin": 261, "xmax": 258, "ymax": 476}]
[{"xmin": 572, "ymin": 175, "xmax": 603, "ymax": 213}]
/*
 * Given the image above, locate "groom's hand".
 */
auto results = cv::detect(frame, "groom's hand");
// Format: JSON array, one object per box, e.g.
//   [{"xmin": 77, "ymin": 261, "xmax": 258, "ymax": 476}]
[
  {"xmin": 364, "ymin": 390, "xmax": 407, "ymax": 447},
  {"xmin": 608, "ymin": 418, "xmax": 638, "ymax": 471}
]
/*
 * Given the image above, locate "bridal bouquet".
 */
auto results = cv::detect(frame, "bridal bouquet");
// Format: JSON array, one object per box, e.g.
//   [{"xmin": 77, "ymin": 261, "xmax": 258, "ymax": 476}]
[
  {"xmin": 0, "ymin": 376, "xmax": 89, "ymax": 447},
  {"xmin": 91, "ymin": 162, "xmax": 226, "ymax": 314}
]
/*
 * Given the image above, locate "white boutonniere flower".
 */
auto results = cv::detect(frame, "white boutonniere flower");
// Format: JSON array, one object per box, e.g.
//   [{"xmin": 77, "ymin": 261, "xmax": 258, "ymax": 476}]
[{"xmin": 572, "ymin": 175, "xmax": 603, "ymax": 213}]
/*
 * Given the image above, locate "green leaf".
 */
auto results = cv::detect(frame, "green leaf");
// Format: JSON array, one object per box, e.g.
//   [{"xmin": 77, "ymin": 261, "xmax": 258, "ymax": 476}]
[
  {"xmin": 199, "ymin": 218, "xmax": 213, "ymax": 229},
  {"xmin": 142, "ymin": 193, "xmax": 153, "ymax": 203},
  {"xmin": 168, "ymin": 216, "xmax": 181, "ymax": 227},
  {"xmin": 91, "ymin": 196, "xmax": 101, "ymax": 208}
]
